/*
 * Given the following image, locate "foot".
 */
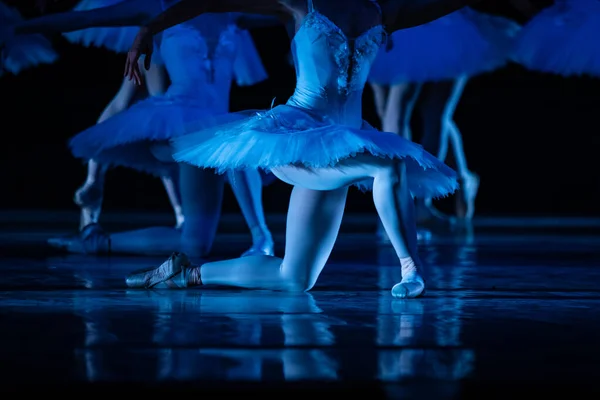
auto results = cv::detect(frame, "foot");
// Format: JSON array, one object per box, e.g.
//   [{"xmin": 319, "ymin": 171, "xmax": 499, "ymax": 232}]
[
  {"xmin": 241, "ymin": 238, "xmax": 275, "ymax": 257},
  {"xmin": 125, "ymin": 252, "xmax": 199, "ymax": 289},
  {"xmin": 391, "ymin": 257, "xmax": 425, "ymax": 299},
  {"xmin": 457, "ymin": 171, "xmax": 479, "ymax": 221},
  {"xmin": 74, "ymin": 183, "xmax": 103, "ymax": 229},
  {"xmin": 47, "ymin": 223, "xmax": 111, "ymax": 254},
  {"xmin": 175, "ymin": 214, "xmax": 185, "ymax": 230}
]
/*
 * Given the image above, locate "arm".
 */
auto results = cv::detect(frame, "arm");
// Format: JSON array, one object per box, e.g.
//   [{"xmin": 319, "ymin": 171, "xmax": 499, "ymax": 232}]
[
  {"xmin": 143, "ymin": 0, "xmax": 290, "ymax": 36},
  {"xmin": 14, "ymin": 0, "xmax": 162, "ymax": 36},
  {"xmin": 380, "ymin": 0, "xmax": 483, "ymax": 32}
]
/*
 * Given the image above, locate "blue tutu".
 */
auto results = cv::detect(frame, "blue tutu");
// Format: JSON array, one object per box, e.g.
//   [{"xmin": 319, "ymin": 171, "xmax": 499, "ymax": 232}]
[
  {"xmin": 368, "ymin": 8, "xmax": 520, "ymax": 84},
  {"xmin": 0, "ymin": 2, "xmax": 58, "ymax": 76},
  {"xmin": 62, "ymin": 0, "xmax": 163, "ymax": 64},
  {"xmin": 70, "ymin": 96, "xmax": 236, "ymax": 175},
  {"xmin": 512, "ymin": 0, "xmax": 600, "ymax": 77},
  {"xmin": 171, "ymin": 105, "xmax": 458, "ymax": 198}
]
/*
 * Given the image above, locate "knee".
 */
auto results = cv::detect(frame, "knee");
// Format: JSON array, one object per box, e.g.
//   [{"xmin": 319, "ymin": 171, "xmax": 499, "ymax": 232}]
[{"xmin": 281, "ymin": 267, "xmax": 318, "ymax": 292}]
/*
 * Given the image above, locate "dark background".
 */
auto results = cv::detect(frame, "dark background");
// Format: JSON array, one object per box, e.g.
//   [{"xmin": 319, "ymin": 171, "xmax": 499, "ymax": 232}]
[{"xmin": 2, "ymin": 0, "xmax": 598, "ymax": 217}]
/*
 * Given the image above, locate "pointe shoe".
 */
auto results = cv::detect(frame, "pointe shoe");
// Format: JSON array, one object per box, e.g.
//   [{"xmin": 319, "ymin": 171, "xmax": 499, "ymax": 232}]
[
  {"xmin": 47, "ymin": 223, "xmax": 111, "ymax": 255},
  {"xmin": 391, "ymin": 271, "xmax": 426, "ymax": 299},
  {"xmin": 125, "ymin": 252, "xmax": 193, "ymax": 289},
  {"xmin": 241, "ymin": 239, "xmax": 275, "ymax": 257},
  {"xmin": 457, "ymin": 171, "xmax": 479, "ymax": 221},
  {"xmin": 175, "ymin": 215, "xmax": 185, "ymax": 230}
]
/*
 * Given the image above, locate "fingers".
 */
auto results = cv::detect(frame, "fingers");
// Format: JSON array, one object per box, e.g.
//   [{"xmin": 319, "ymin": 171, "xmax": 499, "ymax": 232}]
[{"xmin": 124, "ymin": 51, "xmax": 143, "ymax": 86}]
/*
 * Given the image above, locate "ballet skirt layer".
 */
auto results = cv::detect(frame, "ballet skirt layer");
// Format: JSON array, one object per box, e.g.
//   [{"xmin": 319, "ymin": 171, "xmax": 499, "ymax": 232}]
[
  {"xmin": 0, "ymin": 2, "xmax": 58, "ymax": 76},
  {"xmin": 171, "ymin": 105, "xmax": 458, "ymax": 198},
  {"xmin": 62, "ymin": 0, "xmax": 163, "ymax": 64},
  {"xmin": 512, "ymin": 0, "xmax": 600, "ymax": 77},
  {"xmin": 368, "ymin": 8, "xmax": 520, "ymax": 84}
]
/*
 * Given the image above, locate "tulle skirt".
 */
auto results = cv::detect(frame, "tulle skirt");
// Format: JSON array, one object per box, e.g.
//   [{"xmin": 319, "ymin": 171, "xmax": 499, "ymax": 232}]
[
  {"xmin": 62, "ymin": 0, "xmax": 163, "ymax": 64},
  {"xmin": 512, "ymin": 0, "xmax": 600, "ymax": 77},
  {"xmin": 69, "ymin": 95, "xmax": 276, "ymax": 184},
  {"xmin": 172, "ymin": 104, "xmax": 458, "ymax": 198},
  {"xmin": 70, "ymin": 95, "xmax": 235, "ymax": 175},
  {"xmin": 0, "ymin": 2, "xmax": 58, "ymax": 76},
  {"xmin": 368, "ymin": 8, "xmax": 520, "ymax": 84}
]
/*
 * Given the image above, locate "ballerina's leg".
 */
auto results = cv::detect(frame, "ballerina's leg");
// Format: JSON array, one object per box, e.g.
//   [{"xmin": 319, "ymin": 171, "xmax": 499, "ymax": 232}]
[
  {"xmin": 376, "ymin": 83, "xmax": 422, "ymax": 241},
  {"xmin": 441, "ymin": 76, "xmax": 479, "ymax": 220},
  {"xmin": 370, "ymin": 83, "xmax": 389, "ymax": 122},
  {"xmin": 133, "ymin": 155, "xmax": 424, "ymax": 298},
  {"xmin": 227, "ymin": 170, "xmax": 274, "ymax": 257},
  {"xmin": 107, "ymin": 163, "xmax": 224, "ymax": 257},
  {"xmin": 381, "ymin": 83, "xmax": 412, "ymax": 137},
  {"xmin": 75, "ymin": 76, "xmax": 139, "ymax": 229}
]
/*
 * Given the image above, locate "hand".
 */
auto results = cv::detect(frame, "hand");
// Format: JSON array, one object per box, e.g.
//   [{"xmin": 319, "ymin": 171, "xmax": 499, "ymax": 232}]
[{"xmin": 124, "ymin": 27, "xmax": 154, "ymax": 86}]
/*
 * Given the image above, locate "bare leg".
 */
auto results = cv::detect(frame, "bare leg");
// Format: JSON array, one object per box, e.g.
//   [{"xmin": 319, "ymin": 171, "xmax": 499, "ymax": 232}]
[
  {"xmin": 375, "ymin": 83, "xmax": 420, "ymax": 241},
  {"xmin": 439, "ymin": 76, "xmax": 479, "ymax": 220},
  {"xmin": 109, "ymin": 164, "xmax": 224, "ymax": 257},
  {"xmin": 128, "ymin": 155, "xmax": 424, "ymax": 298},
  {"xmin": 208, "ymin": 156, "xmax": 422, "ymax": 297},
  {"xmin": 75, "ymin": 77, "xmax": 139, "ymax": 230},
  {"xmin": 401, "ymin": 83, "xmax": 423, "ymax": 142},
  {"xmin": 227, "ymin": 170, "xmax": 274, "ymax": 257},
  {"xmin": 381, "ymin": 83, "xmax": 410, "ymax": 137},
  {"xmin": 370, "ymin": 83, "xmax": 388, "ymax": 122},
  {"xmin": 161, "ymin": 175, "xmax": 184, "ymax": 229}
]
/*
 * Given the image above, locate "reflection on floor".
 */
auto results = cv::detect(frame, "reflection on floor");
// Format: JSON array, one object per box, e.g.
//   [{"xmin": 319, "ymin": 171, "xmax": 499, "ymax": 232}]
[{"xmin": 1, "ymin": 210, "xmax": 600, "ymax": 398}]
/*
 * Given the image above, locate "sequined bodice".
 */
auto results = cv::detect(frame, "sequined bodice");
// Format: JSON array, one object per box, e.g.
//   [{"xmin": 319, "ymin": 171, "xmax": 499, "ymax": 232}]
[
  {"xmin": 287, "ymin": 6, "xmax": 386, "ymax": 128},
  {"xmin": 159, "ymin": 1, "xmax": 240, "ymax": 110}
]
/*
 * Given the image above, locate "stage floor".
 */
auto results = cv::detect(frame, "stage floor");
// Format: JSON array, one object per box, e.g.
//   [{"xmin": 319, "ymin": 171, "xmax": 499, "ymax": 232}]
[{"xmin": 1, "ymin": 210, "xmax": 600, "ymax": 398}]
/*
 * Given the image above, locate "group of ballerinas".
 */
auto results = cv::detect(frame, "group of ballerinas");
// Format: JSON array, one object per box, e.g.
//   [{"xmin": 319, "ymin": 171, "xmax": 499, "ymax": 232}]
[{"xmin": 1, "ymin": 0, "xmax": 591, "ymax": 298}]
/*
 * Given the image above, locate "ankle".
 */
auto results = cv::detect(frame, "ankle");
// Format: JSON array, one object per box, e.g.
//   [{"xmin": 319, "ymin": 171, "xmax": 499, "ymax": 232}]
[
  {"xmin": 400, "ymin": 257, "xmax": 419, "ymax": 277},
  {"xmin": 250, "ymin": 225, "xmax": 273, "ymax": 243},
  {"xmin": 186, "ymin": 266, "xmax": 202, "ymax": 286}
]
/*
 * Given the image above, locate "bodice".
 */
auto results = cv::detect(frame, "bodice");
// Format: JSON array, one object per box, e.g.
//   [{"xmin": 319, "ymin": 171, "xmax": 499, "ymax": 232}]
[
  {"xmin": 287, "ymin": 10, "xmax": 385, "ymax": 128},
  {"xmin": 159, "ymin": 1, "xmax": 241, "ymax": 110}
]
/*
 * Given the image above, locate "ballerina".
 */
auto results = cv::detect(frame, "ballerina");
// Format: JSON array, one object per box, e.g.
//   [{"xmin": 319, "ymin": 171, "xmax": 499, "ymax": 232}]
[
  {"xmin": 3, "ymin": 0, "xmax": 278, "ymax": 257},
  {"xmin": 0, "ymin": 1, "xmax": 58, "ymax": 77},
  {"xmin": 368, "ymin": 6, "xmax": 523, "ymax": 225},
  {"xmin": 61, "ymin": 0, "xmax": 185, "ymax": 230},
  {"xmin": 120, "ymin": 0, "xmax": 492, "ymax": 298}
]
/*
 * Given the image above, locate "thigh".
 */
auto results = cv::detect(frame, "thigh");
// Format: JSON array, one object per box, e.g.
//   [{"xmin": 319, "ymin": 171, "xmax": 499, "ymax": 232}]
[{"xmin": 272, "ymin": 154, "xmax": 391, "ymax": 191}]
